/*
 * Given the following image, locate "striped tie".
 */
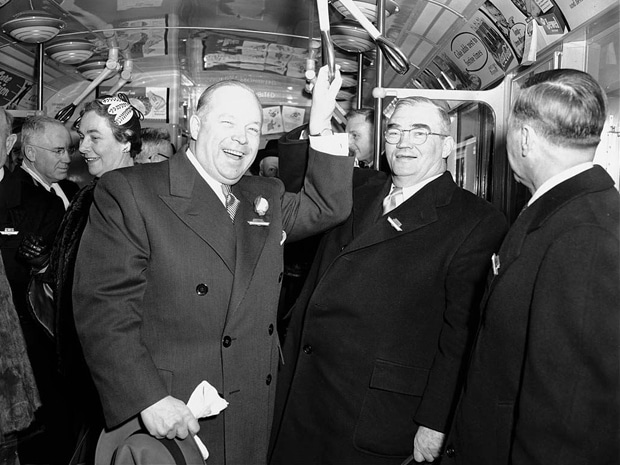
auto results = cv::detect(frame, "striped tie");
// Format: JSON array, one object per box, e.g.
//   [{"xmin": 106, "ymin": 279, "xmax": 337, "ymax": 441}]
[
  {"xmin": 221, "ymin": 184, "xmax": 240, "ymax": 222},
  {"xmin": 383, "ymin": 186, "xmax": 403, "ymax": 215}
]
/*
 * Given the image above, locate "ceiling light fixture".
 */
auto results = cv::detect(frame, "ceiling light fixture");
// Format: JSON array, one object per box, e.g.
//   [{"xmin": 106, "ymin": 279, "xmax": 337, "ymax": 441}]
[
  {"xmin": 46, "ymin": 38, "xmax": 95, "ymax": 64},
  {"xmin": 76, "ymin": 56, "xmax": 120, "ymax": 81},
  {"xmin": 330, "ymin": 0, "xmax": 399, "ymax": 23},
  {"xmin": 330, "ymin": 19, "xmax": 374, "ymax": 53},
  {"xmin": 1, "ymin": 6, "xmax": 65, "ymax": 44}
]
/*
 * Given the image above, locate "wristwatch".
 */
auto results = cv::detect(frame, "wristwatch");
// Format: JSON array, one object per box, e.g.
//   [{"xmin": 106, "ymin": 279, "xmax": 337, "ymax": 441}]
[{"xmin": 310, "ymin": 128, "xmax": 334, "ymax": 137}]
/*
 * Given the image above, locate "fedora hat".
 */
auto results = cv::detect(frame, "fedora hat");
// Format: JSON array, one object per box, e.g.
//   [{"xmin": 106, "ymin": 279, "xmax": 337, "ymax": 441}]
[{"xmin": 95, "ymin": 417, "xmax": 204, "ymax": 465}]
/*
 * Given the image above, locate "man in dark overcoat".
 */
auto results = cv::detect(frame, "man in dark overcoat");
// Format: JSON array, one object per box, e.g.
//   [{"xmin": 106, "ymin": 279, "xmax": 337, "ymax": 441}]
[
  {"xmin": 269, "ymin": 96, "xmax": 507, "ymax": 464},
  {"xmin": 73, "ymin": 67, "xmax": 353, "ymax": 465},
  {"xmin": 444, "ymin": 69, "xmax": 619, "ymax": 465}
]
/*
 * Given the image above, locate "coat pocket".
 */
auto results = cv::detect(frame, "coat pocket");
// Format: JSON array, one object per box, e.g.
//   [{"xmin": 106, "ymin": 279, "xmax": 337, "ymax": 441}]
[{"xmin": 354, "ymin": 359, "xmax": 430, "ymax": 457}]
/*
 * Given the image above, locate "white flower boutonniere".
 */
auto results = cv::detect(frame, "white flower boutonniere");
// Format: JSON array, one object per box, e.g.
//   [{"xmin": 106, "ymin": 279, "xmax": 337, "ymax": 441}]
[
  {"xmin": 254, "ymin": 196, "xmax": 269, "ymax": 217},
  {"xmin": 248, "ymin": 195, "xmax": 270, "ymax": 226}
]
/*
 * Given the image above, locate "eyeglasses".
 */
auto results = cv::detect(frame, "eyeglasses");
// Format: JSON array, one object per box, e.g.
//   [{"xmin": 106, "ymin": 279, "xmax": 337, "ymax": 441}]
[
  {"xmin": 384, "ymin": 128, "xmax": 449, "ymax": 145},
  {"xmin": 27, "ymin": 143, "xmax": 68, "ymax": 157}
]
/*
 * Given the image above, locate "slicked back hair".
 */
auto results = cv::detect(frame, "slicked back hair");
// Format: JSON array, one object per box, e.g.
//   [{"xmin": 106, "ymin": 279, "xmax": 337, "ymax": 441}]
[
  {"xmin": 196, "ymin": 80, "xmax": 263, "ymax": 123},
  {"xmin": 511, "ymin": 69, "xmax": 607, "ymax": 149}
]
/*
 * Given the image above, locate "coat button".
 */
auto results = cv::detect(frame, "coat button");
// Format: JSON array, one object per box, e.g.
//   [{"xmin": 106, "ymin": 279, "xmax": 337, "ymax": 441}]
[
  {"xmin": 266, "ymin": 374, "xmax": 272, "ymax": 385},
  {"xmin": 195, "ymin": 283, "xmax": 208, "ymax": 295},
  {"xmin": 303, "ymin": 344, "xmax": 313, "ymax": 354},
  {"xmin": 222, "ymin": 336, "xmax": 232, "ymax": 348},
  {"xmin": 445, "ymin": 447, "xmax": 455, "ymax": 458},
  {"xmin": 278, "ymin": 272, "xmax": 283, "ymax": 283},
  {"xmin": 268, "ymin": 324, "xmax": 274, "ymax": 335}
]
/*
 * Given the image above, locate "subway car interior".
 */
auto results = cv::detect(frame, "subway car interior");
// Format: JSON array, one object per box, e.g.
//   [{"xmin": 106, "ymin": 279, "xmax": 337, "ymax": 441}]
[
  {"xmin": 0, "ymin": 1, "xmax": 619, "ymax": 464},
  {"xmin": 1, "ymin": 0, "xmax": 618, "ymax": 222}
]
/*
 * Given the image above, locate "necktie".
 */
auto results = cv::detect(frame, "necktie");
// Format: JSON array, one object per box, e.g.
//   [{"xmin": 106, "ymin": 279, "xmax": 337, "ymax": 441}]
[
  {"xmin": 383, "ymin": 186, "xmax": 403, "ymax": 215},
  {"xmin": 221, "ymin": 184, "xmax": 240, "ymax": 222}
]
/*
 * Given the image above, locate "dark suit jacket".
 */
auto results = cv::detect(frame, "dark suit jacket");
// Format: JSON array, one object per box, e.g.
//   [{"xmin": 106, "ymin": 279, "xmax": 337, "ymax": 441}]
[
  {"xmin": 0, "ymin": 167, "xmax": 70, "ymax": 322},
  {"xmin": 445, "ymin": 166, "xmax": 620, "ymax": 465},
  {"xmin": 73, "ymin": 149, "xmax": 353, "ymax": 465},
  {"xmin": 269, "ymin": 172, "xmax": 507, "ymax": 464}
]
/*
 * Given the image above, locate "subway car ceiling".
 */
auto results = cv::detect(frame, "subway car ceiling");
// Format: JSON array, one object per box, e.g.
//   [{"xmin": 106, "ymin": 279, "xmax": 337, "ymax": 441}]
[{"xmin": 0, "ymin": 0, "xmax": 617, "ymax": 114}]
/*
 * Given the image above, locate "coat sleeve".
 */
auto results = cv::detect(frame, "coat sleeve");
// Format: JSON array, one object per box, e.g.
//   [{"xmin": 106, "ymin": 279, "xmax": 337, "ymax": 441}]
[
  {"xmin": 73, "ymin": 171, "xmax": 168, "ymax": 428},
  {"xmin": 414, "ymin": 208, "xmax": 508, "ymax": 432},
  {"xmin": 511, "ymin": 225, "xmax": 619, "ymax": 464},
  {"xmin": 281, "ymin": 148, "xmax": 353, "ymax": 243},
  {"xmin": 277, "ymin": 124, "xmax": 310, "ymax": 193}
]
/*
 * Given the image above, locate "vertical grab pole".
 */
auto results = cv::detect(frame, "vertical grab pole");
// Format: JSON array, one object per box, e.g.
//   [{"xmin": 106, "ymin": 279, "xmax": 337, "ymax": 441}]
[
  {"xmin": 37, "ymin": 42, "xmax": 45, "ymax": 114},
  {"xmin": 356, "ymin": 52, "xmax": 363, "ymax": 110},
  {"xmin": 373, "ymin": 0, "xmax": 386, "ymax": 170}
]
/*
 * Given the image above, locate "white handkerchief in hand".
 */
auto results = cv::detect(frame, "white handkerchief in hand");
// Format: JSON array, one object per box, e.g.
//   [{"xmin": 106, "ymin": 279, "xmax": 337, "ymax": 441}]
[{"xmin": 187, "ymin": 381, "xmax": 229, "ymax": 461}]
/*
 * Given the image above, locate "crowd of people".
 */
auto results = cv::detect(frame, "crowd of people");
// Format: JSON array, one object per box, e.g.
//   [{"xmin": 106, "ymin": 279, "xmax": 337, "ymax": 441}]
[{"xmin": 0, "ymin": 66, "xmax": 617, "ymax": 465}]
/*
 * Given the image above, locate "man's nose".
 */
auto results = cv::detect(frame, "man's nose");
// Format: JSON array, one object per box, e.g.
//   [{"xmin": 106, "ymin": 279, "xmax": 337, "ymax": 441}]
[{"xmin": 232, "ymin": 129, "xmax": 248, "ymax": 144}]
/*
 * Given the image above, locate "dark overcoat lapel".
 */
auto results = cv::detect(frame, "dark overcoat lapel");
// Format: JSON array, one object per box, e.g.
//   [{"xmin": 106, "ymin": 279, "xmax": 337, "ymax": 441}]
[
  {"xmin": 159, "ymin": 151, "xmax": 236, "ymax": 273},
  {"xmin": 229, "ymin": 181, "xmax": 270, "ymax": 317},
  {"xmin": 347, "ymin": 173, "xmax": 453, "ymax": 253}
]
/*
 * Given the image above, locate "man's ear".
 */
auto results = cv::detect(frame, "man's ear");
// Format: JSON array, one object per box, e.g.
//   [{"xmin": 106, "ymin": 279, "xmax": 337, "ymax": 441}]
[
  {"xmin": 5, "ymin": 133, "xmax": 17, "ymax": 154},
  {"xmin": 441, "ymin": 136, "xmax": 455, "ymax": 159},
  {"xmin": 189, "ymin": 114, "xmax": 201, "ymax": 140},
  {"xmin": 520, "ymin": 124, "xmax": 535, "ymax": 157},
  {"xmin": 23, "ymin": 143, "xmax": 36, "ymax": 162}
]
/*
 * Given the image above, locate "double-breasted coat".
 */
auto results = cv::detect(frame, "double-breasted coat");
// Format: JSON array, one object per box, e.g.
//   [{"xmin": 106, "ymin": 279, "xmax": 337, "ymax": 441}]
[
  {"xmin": 269, "ymin": 171, "xmax": 507, "ymax": 464},
  {"xmin": 444, "ymin": 166, "xmax": 620, "ymax": 465},
  {"xmin": 73, "ymin": 149, "xmax": 353, "ymax": 465}
]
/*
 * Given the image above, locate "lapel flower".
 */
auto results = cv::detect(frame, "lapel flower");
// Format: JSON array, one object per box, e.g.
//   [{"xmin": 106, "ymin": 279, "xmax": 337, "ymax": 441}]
[{"xmin": 254, "ymin": 196, "xmax": 269, "ymax": 217}]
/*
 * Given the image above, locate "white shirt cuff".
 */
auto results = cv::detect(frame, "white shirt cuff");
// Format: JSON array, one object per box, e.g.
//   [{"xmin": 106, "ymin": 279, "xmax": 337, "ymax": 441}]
[{"xmin": 308, "ymin": 133, "xmax": 348, "ymax": 157}]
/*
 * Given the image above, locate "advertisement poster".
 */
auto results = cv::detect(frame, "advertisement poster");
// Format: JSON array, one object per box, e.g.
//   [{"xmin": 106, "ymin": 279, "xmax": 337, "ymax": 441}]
[
  {"xmin": 480, "ymin": 0, "xmax": 527, "ymax": 59},
  {"xmin": 282, "ymin": 106, "xmax": 305, "ymax": 132},
  {"xmin": 116, "ymin": 17, "xmax": 167, "ymax": 57},
  {"xmin": 99, "ymin": 86, "xmax": 168, "ymax": 121},
  {"xmin": 0, "ymin": 68, "xmax": 33, "ymax": 109},
  {"xmin": 432, "ymin": 52, "xmax": 482, "ymax": 90},
  {"xmin": 262, "ymin": 106, "xmax": 284, "ymax": 135},
  {"xmin": 203, "ymin": 35, "xmax": 308, "ymax": 78},
  {"xmin": 554, "ymin": 0, "xmax": 616, "ymax": 30},
  {"xmin": 448, "ymin": 9, "xmax": 519, "ymax": 88},
  {"xmin": 509, "ymin": 0, "xmax": 566, "ymax": 34}
]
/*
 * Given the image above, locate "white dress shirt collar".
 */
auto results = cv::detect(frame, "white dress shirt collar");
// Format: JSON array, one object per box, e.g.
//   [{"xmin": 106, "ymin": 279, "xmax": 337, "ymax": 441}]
[
  {"xmin": 528, "ymin": 162, "xmax": 593, "ymax": 207},
  {"xmin": 20, "ymin": 164, "xmax": 70, "ymax": 210},
  {"xmin": 396, "ymin": 172, "xmax": 444, "ymax": 204},
  {"xmin": 185, "ymin": 147, "xmax": 228, "ymax": 206}
]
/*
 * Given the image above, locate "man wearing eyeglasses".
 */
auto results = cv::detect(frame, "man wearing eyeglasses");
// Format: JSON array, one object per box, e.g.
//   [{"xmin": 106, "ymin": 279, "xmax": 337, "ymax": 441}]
[
  {"xmin": 270, "ymin": 97, "xmax": 508, "ymax": 465},
  {"xmin": 19, "ymin": 116, "xmax": 78, "ymax": 210},
  {"xmin": 0, "ymin": 113, "xmax": 78, "ymax": 463}
]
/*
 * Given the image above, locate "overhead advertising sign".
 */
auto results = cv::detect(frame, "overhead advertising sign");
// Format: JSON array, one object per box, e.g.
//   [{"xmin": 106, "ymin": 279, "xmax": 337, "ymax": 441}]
[
  {"xmin": 554, "ymin": 0, "xmax": 617, "ymax": 30},
  {"xmin": 0, "ymin": 68, "xmax": 33, "ymax": 110},
  {"xmin": 202, "ymin": 35, "xmax": 308, "ymax": 79},
  {"xmin": 447, "ymin": 8, "xmax": 518, "ymax": 89}
]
